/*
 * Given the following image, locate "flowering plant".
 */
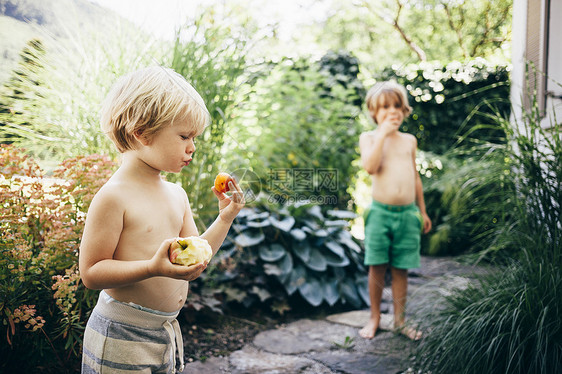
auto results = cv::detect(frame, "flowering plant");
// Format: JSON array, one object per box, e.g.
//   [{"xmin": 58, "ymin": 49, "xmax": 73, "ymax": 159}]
[{"xmin": 0, "ymin": 145, "xmax": 116, "ymax": 373}]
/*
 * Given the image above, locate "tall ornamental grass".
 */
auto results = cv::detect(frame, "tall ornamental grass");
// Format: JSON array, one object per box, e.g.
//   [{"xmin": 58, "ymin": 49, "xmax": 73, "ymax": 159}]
[{"xmin": 412, "ymin": 88, "xmax": 562, "ymax": 373}]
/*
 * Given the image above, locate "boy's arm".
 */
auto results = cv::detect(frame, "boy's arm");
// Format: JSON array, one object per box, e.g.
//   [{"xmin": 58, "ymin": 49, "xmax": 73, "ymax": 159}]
[
  {"xmin": 360, "ymin": 121, "xmax": 398, "ymax": 175},
  {"xmin": 200, "ymin": 180, "xmax": 245, "ymax": 256},
  {"xmin": 411, "ymin": 138, "xmax": 432, "ymax": 234},
  {"xmin": 359, "ymin": 131, "xmax": 385, "ymax": 175},
  {"xmin": 80, "ymin": 188, "xmax": 206, "ymax": 290}
]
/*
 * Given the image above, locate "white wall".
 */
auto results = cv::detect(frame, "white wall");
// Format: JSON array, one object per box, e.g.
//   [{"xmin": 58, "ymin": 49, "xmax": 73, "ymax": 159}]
[{"xmin": 544, "ymin": 0, "xmax": 562, "ymax": 128}]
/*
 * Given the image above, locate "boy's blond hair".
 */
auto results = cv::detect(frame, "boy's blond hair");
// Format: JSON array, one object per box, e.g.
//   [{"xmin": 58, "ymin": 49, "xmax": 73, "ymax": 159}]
[
  {"xmin": 366, "ymin": 81, "xmax": 412, "ymax": 123},
  {"xmin": 101, "ymin": 66, "xmax": 210, "ymax": 153}
]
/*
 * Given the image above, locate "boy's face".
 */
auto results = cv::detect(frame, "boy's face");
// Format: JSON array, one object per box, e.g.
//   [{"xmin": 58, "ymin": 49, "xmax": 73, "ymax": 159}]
[
  {"xmin": 373, "ymin": 95, "xmax": 404, "ymax": 129},
  {"xmin": 137, "ymin": 115, "xmax": 200, "ymax": 173}
]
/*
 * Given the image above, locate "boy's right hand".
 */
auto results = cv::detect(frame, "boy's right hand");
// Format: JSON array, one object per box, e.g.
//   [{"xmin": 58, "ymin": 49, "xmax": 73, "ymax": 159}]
[
  {"xmin": 378, "ymin": 119, "xmax": 401, "ymax": 137},
  {"xmin": 149, "ymin": 238, "xmax": 208, "ymax": 281}
]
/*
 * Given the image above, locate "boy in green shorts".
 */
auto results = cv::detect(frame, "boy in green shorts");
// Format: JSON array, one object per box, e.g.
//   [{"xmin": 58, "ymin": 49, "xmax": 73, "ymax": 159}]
[{"xmin": 358, "ymin": 81, "xmax": 432, "ymax": 340}]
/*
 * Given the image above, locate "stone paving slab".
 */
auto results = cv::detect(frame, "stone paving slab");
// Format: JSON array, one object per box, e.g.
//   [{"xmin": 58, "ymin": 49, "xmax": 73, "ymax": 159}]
[
  {"xmin": 326, "ymin": 310, "xmax": 394, "ymax": 330},
  {"xmin": 229, "ymin": 346, "xmax": 336, "ymax": 374},
  {"xmin": 308, "ymin": 351, "xmax": 405, "ymax": 374},
  {"xmin": 182, "ymin": 256, "xmax": 485, "ymax": 374}
]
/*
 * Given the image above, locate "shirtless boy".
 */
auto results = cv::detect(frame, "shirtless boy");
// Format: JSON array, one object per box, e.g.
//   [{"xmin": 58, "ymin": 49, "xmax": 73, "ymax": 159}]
[
  {"xmin": 79, "ymin": 66, "xmax": 245, "ymax": 373},
  {"xmin": 358, "ymin": 81, "xmax": 431, "ymax": 340}
]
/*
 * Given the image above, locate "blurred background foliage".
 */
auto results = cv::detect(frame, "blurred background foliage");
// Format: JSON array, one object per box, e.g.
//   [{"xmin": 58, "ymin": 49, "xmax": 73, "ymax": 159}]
[{"xmin": 4, "ymin": 1, "xmax": 560, "ymax": 374}]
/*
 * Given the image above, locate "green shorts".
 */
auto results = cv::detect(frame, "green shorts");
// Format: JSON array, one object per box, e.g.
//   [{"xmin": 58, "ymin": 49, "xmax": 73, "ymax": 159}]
[{"xmin": 364, "ymin": 200, "xmax": 422, "ymax": 269}]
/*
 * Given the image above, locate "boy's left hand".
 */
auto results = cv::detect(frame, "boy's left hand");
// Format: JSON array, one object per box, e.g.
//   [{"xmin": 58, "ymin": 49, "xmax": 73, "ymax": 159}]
[
  {"xmin": 421, "ymin": 213, "xmax": 432, "ymax": 234},
  {"xmin": 211, "ymin": 179, "xmax": 245, "ymax": 223}
]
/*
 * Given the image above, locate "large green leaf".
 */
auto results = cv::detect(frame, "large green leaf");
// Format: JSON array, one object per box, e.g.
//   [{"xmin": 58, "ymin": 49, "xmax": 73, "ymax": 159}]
[
  {"xmin": 313, "ymin": 228, "xmax": 329, "ymax": 237},
  {"xmin": 283, "ymin": 264, "xmax": 306, "ymax": 295},
  {"xmin": 234, "ymin": 231, "xmax": 265, "ymax": 247},
  {"xmin": 270, "ymin": 215, "xmax": 295, "ymax": 232},
  {"xmin": 259, "ymin": 244, "xmax": 287, "ymax": 262},
  {"xmin": 325, "ymin": 220, "xmax": 349, "ymax": 227},
  {"xmin": 324, "ymin": 241, "xmax": 345, "ymax": 257},
  {"xmin": 290, "ymin": 228, "xmax": 307, "ymax": 241},
  {"xmin": 247, "ymin": 211, "xmax": 270, "ymax": 221},
  {"xmin": 355, "ymin": 275, "xmax": 370, "ymax": 306},
  {"xmin": 293, "ymin": 241, "xmax": 311, "ymax": 262},
  {"xmin": 307, "ymin": 205, "xmax": 324, "ymax": 220},
  {"xmin": 340, "ymin": 278, "xmax": 362, "ymax": 308},
  {"xmin": 337, "ymin": 230, "xmax": 362, "ymax": 253},
  {"xmin": 324, "ymin": 250, "xmax": 350, "ymax": 267},
  {"xmin": 276, "ymin": 251, "xmax": 293, "ymax": 275},
  {"xmin": 323, "ymin": 279, "xmax": 339, "ymax": 306},
  {"xmin": 327, "ymin": 209, "xmax": 357, "ymax": 219},
  {"xmin": 298, "ymin": 275, "xmax": 323, "ymax": 306},
  {"xmin": 303, "ymin": 247, "xmax": 327, "ymax": 271},
  {"xmin": 247, "ymin": 218, "xmax": 271, "ymax": 228},
  {"xmin": 302, "ymin": 219, "xmax": 320, "ymax": 230}
]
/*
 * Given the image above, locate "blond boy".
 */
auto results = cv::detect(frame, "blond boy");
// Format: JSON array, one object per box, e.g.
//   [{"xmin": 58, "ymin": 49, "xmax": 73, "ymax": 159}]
[
  {"xmin": 359, "ymin": 81, "xmax": 431, "ymax": 340},
  {"xmin": 79, "ymin": 66, "xmax": 245, "ymax": 373}
]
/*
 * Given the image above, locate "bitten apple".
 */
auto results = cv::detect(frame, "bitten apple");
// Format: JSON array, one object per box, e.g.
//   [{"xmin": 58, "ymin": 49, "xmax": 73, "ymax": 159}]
[
  {"xmin": 214, "ymin": 172, "xmax": 233, "ymax": 194},
  {"xmin": 168, "ymin": 236, "xmax": 212, "ymax": 266}
]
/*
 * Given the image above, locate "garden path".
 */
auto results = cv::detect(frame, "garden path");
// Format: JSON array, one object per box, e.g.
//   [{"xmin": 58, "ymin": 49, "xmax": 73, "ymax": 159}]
[{"xmin": 182, "ymin": 256, "xmax": 487, "ymax": 374}]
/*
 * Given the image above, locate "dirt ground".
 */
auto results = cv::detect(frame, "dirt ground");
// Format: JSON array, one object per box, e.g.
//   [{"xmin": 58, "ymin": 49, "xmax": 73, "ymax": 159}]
[
  {"xmin": 179, "ymin": 305, "xmax": 348, "ymax": 364},
  {"xmin": 180, "ymin": 310, "xmax": 278, "ymax": 364}
]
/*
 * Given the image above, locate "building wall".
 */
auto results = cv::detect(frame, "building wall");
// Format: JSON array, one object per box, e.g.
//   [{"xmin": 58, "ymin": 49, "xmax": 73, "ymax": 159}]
[{"xmin": 511, "ymin": 0, "xmax": 562, "ymax": 129}]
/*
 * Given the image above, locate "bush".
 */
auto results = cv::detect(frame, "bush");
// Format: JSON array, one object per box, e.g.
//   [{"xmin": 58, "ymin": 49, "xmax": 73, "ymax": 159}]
[
  {"xmin": 0, "ymin": 23, "xmax": 159, "ymax": 161},
  {"xmin": 378, "ymin": 58, "xmax": 510, "ymax": 154},
  {"xmin": 193, "ymin": 198, "xmax": 368, "ymax": 315},
  {"xmin": 420, "ymin": 146, "xmax": 514, "ymax": 256},
  {"xmin": 229, "ymin": 52, "xmax": 364, "ymax": 210},
  {"xmin": 168, "ymin": 11, "xmax": 250, "ymax": 226},
  {"xmin": 414, "ymin": 257, "xmax": 561, "ymax": 373},
  {"xmin": 412, "ymin": 82, "xmax": 562, "ymax": 373},
  {"xmin": 0, "ymin": 145, "xmax": 115, "ymax": 373}
]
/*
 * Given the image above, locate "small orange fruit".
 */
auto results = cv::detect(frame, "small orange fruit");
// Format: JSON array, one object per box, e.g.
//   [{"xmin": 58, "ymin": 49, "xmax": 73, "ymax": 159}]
[{"xmin": 214, "ymin": 172, "xmax": 233, "ymax": 193}]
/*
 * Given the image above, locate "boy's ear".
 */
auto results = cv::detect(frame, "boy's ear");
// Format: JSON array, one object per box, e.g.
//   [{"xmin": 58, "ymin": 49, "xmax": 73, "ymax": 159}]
[{"xmin": 133, "ymin": 129, "xmax": 150, "ymax": 146}]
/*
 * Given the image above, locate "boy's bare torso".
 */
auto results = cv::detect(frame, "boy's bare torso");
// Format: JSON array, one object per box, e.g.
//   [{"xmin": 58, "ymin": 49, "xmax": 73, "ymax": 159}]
[
  {"xmin": 103, "ymin": 174, "xmax": 192, "ymax": 313},
  {"xmin": 366, "ymin": 130, "xmax": 417, "ymax": 205}
]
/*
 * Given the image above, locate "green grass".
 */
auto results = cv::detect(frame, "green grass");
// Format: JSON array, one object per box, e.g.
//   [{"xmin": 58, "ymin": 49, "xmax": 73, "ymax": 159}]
[
  {"xmin": 411, "ymin": 76, "xmax": 562, "ymax": 373},
  {"xmin": 414, "ymin": 255, "xmax": 561, "ymax": 373}
]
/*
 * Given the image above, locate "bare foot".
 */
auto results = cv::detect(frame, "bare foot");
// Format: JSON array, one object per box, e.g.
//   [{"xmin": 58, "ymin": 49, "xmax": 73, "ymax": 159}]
[
  {"xmin": 359, "ymin": 318, "xmax": 379, "ymax": 339},
  {"xmin": 396, "ymin": 325, "xmax": 422, "ymax": 341}
]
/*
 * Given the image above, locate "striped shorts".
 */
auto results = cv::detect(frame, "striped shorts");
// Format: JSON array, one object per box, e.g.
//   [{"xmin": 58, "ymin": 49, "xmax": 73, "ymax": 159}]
[{"xmin": 81, "ymin": 291, "xmax": 184, "ymax": 373}]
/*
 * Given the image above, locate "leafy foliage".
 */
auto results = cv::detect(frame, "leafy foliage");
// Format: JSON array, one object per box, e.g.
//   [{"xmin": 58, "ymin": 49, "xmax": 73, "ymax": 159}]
[
  {"xmin": 230, "ymin": 52, "xmax": 364, "ymax": 210},
  {"xmin": 198, "ymin": 200, "xmax": 368, "ymax": 313},
  {"xmin": 313, "ymin": 0, "xmax": 511, "ymax": 70},
  {"xmin": 0, "ymin": 145, "xmax": 115, "ymax": 373},
  {"xmin": 168, "ymin": 11, "xmax": 251, "ymax": 226},
  {"xmin": 412, "ymin": 79, "xmax": 562, "ymax": 373},
  {"xmin": 0, "ymin": 20, "xmax": 159, "ymax": 161},
  {"xmin": 378, "ymin": 58, "xmax": 510, "ymax": 154}
]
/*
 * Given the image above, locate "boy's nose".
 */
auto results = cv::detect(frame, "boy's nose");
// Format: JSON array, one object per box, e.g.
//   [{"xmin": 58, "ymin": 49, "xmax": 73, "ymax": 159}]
[{"xmin": 186, "ymin": 139, "xmax": 196, "ymax": 153}]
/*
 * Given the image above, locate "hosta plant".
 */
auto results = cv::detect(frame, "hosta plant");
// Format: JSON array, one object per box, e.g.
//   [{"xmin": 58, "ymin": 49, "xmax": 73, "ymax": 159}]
[{"xmin": 208, "ymin": 200, "xmax": 368, "ymax": 313}]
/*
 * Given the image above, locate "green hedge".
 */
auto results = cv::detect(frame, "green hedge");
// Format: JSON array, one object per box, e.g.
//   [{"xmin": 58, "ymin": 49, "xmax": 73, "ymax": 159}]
[{"xmin": 377, "ymin": 59, "xmax": 510, "ymax": 154}]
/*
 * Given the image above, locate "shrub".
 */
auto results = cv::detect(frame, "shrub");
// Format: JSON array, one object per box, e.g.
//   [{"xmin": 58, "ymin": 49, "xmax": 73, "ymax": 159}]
[
  {"xmin": 168, "ymin": 11, "xmax": 251, "ymax": 226},
  {"xmin": 194, "ymin": 198, "xmax": 368, "ymax": 314},
  {"xmin": 0, "ymin": 145, "xmax": 115, "ymax": 373},
  {"xmin": 420, "ymin": 146, "xmax": 514, "ymax": 256},
  {"xmin": 378, "ymin": 58, "xmax": 510, "ymax": 154},
  {"xmin": 0, "ymin": 23, "xmax": 159, "ymax": 161},
  {"xmin": 412, "ymin": 82, "xmax": 562, "ymax": 373},
  {"xmin": 230, "ymin": 53, "xmax": 364, "ymax": 210}
]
